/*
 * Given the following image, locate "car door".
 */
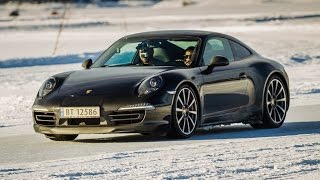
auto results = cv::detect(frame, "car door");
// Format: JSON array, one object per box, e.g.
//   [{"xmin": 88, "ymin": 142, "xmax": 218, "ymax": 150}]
[
  {"xmin": 229, "ymin": 39, "xmax": 256, "ymax": 107},
  {"xmin": 200, "ymin": 37, "xmax": 249, "ymax": 122}
]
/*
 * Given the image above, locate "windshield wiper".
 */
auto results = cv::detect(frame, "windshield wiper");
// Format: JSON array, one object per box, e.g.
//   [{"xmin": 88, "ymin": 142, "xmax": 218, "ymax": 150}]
[
  {"xmin": 93, "ymin": 63, "xmax": 136, "ymax": 68},
  {"xmin": 99, "ymin": 65, "xmax": 109, "ymax": 67}
]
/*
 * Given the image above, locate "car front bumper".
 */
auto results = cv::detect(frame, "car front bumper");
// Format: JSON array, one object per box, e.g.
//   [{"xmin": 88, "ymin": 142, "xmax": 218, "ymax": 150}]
[{"xmin": 32, "ymin": 104, "xmax": 172, "ymax": 135}]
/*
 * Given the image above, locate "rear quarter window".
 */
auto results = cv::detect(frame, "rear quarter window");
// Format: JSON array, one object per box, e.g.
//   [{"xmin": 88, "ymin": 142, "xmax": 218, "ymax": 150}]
[
  {"xmin": 230, "ymin": 40, "xmax": 252, "ymax": 60},
  {"xmin": 202, "ymin": 37, "xmax": 235, "ymax": 65}
]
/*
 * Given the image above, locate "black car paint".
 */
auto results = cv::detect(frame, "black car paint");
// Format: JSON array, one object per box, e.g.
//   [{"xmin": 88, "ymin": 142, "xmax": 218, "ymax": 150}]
[{"xmin": 33, "ymin": 30, "xmax": 289, "ymax": 134}]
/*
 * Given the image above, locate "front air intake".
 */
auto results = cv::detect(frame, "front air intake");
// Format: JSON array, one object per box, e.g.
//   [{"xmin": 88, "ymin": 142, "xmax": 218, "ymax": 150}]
[
  {"xmin": 34, "ymin": 111, "xmax": 56, "ymax": 126},
  {"xmin": 109, "ymin": 110, "xmax": 145, "ymax": 125}
]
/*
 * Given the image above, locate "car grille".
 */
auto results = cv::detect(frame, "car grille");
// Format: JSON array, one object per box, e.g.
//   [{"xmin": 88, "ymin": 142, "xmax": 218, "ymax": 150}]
[
  {"xmin": 34, "ymin": 111, "xmax": 55, "ymax": 126},
  {"xmin": 109, "ymin": 110, "xmax": 145, "ymax": 125}
]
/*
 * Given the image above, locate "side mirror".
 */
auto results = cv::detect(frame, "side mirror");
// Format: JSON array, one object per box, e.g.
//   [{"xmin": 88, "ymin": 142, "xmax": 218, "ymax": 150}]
[
  {"xmin": 201, "ymin": 56, "xmax": 229, "ymax": 75},
  {"xmin": 209, "ymin": 55, "xmax": 229, "ymax": 67},
  {"xmin": 82, "ymin": 59, "xmax": 92, "ymax": 69}
]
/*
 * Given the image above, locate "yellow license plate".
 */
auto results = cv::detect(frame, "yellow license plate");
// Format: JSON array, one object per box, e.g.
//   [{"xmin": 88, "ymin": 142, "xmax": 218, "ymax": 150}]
[{"xmin": 60, "ymin": 107, "xmax": 100, "ymax": 118}]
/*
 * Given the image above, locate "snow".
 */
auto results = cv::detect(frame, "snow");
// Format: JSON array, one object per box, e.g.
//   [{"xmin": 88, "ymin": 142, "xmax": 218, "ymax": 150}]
[
  {"xmin": 0, "ymin": 124, "xmax": 319, "ymax": 179},
  {"xmin": 0, "ymin": 0, "xmax": 320, "ymax": 179}
]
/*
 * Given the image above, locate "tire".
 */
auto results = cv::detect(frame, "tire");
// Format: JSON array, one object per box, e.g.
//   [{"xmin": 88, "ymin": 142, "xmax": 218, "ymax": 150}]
[
  {"xmin": 251, "ymin": 75, "xmax": 288, "ymax": 129},
  {"xmin": 167, "ymin": 84, "xmax": 200, "ymax": 138},
  {"xmin": 45, "ymin": 134, "xmax": 78, "ymax": 141}
]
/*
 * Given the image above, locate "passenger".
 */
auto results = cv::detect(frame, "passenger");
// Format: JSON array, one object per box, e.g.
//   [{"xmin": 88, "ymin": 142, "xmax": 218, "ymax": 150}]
[{"xmin": 184, "ymin": 46, "xmax": 195, "ymax": 66}]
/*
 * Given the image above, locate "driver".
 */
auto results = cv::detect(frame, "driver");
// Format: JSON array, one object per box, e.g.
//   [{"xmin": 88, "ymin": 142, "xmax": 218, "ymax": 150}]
[
  {"xmin": 139, "ymin": 47, "xmax": 161, "ymax": 66},
  {"xmin": 139, "ymin": 48, "xmax": 153, "ymax": 65}
]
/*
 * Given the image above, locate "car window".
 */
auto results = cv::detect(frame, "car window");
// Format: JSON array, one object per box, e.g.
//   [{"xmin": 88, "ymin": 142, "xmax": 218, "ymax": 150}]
[
  {"xmin": 92, "ymin": 38, "xmax": 200, "ymax": 67},
  {"xmin": 105, "ymin": 43, "xmax": 139, "ymax": 66},
  {"xmin": 202, "ymin": 37, "xmax": 234, "ymax": 66},
  {"xmin": 168, "ymin": 40, "xmax": 198, "ymax": 50},
  {"xmin": 229, "ymin": 40, "xmax": 252, "ymax": 60}
]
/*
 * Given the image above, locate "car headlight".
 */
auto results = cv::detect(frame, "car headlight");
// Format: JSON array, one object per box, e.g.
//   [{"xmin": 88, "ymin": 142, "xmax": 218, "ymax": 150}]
[
  {"xmin": 138, "ymin": 76, "xmax": 164, "ymax": 96},
  {"xmin": 38, "ymin": 77, "xmax": 56, "ymax": 98}
]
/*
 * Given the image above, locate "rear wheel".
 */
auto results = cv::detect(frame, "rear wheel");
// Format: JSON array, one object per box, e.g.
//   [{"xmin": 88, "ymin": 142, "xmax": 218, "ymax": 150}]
[
  {"xmin": 251, "ymin": 75, "xmax": 288, "ymax": 129},
  {"xmin": 45, "ymin": 134, "xmax": 78, "ymax": 141},
  {"xmin": 167, "ymin": 85, "xmax": 200, "ymax": 138}
]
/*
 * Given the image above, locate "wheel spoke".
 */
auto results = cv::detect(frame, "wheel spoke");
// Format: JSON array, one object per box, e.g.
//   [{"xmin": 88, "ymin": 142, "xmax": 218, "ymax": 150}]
[
  {"xmin": 277, "ymin": 104, "xmax": 286, "ymax": 113},
  {"xmin": 277, "ymin": 98, "xmax": 286, "ymax": 102},
  {"xmin": 176, "ymin": 108, "xmax": 183, "ymax": 112},
  {"xmin": 276, "ymin": 87, "xmax": 284, "ymax": 97},
  {"xmin": 182, "ymin": 117, "xmax": 186, "ymax": 132},
  {"xmin": 270, "ymin": 81, "xmax": 274, "ymax": 95},
  {"xmin": 188, "ymin": 115, "xmax": 195, "ymax": 127},
  {"xmin": 275, "ymin": 108, "xmax": 282, "ymax": 122},
  {"xmin": 186, "ymin": 117, "xmax": 190, "ymax": 133},
  {"xmin": 177, "ymin": 115, "xmax": 184, "ymax": 124},
  {"xmin": 266, "ymin": 101, "xmax": 272, "ymax": 105},
  {"xmin": 189, "ymin": 111, "xmax": 197, "ymax": 115},
  {"xmin": 269, "ymin": 107, "xmax": 273, "ymax": 116},
  {"xmin": 275, "ymin": 80, "xmax": 278, "ymax": 95},
  {"xmin": 267, "ymin": 90, "xmax": 272, "ymax": 98},
  {"xmin": 273, "ymin": 108, "xmax": 277, "ymax": 122},
  {"xmin": 182, "ymin": 89, "xmax": 186, "ymax": 104},
  {"xmin": 187, "ymin": 90, "xmax": 190, "ymax": 105},
  {"xmin": 178, "ymin": 96, "xmax": 184, "ymax": 106},
  {"xmin": 188, "ymin": 99, "xmax": 195, "ymax": 108}
]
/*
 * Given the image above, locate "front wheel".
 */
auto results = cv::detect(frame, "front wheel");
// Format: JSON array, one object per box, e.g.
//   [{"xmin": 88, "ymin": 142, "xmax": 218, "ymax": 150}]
[
  {"xmin": 45, "ymin": 134, "xmax": 78, "ymax": 141},
  {"xmin": 167, "ymin": 85, "xmax": 200, "ymax": 138},
  {"xmin": 251, "ymin": 75, "xmax": 288, "ymax": 129}
]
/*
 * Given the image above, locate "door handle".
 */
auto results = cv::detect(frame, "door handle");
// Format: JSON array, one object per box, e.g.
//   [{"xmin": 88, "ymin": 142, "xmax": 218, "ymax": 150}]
[{"xmin": 239, "ymin": 73, "xmax": 247, "ymax": 79}]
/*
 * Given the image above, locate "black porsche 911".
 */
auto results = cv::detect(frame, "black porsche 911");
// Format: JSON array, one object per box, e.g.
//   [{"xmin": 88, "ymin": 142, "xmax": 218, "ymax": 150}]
[{"xmin": 32, "ymin": 30, "xmax": 289, "ymax": 141}]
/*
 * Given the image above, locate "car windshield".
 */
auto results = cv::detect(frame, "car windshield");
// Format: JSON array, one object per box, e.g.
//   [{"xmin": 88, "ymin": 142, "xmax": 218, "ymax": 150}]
[{"xmin": 91, "ymin": 37, "xmax": 200, "ymax": 68}]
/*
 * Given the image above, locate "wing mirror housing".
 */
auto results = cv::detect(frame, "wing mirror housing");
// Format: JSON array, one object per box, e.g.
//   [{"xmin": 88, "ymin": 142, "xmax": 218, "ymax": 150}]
[
  {"xmin": 210, "ymin": 55, "xmax": 229, "ymax": 67},
  {"xmin": 82, "ymin": 59, "xmax": 93, "ymax": 69},
  {"xmin": 201, "ymin": 56, "xmax": 229, "ymax": 75}
]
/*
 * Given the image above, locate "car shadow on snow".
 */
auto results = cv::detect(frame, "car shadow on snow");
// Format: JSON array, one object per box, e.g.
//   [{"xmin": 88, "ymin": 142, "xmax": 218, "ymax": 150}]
[
  {"xmin": 74, "ymin": 121, "xmax": 320, "ymax": 143},
  {"xmin": 193, "ymin": 121, "xmax": 320, "ymax": 140}
]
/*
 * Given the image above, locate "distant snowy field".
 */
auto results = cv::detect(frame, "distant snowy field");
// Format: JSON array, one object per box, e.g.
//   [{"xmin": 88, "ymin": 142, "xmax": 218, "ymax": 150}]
[{"xmin": 0, "ymin": 0, "xmax": 320, "ymax": 179}]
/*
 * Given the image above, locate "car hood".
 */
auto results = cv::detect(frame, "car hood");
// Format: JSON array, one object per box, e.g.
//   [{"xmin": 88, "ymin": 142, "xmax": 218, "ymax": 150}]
[{"xmin": 58, "ymin": 66, "xmax": 172, "ymax": 96}]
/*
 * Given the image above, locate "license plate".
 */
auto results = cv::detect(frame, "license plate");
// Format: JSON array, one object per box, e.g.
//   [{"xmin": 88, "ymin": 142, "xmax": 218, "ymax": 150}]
[{"xmin": 60, "ymin": 107, "xmax": 100, "ymax": 118}]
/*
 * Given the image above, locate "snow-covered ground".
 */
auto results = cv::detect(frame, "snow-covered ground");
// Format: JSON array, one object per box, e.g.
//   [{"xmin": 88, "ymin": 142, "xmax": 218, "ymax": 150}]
[
  {"xmin": 1, "ymin": 134, "xmax": 319, "ymax": 179},
  {"xmin": 0, "ymin": 0, "xmax": 319, "ymax": 179},
  {"xmin": 0, "ymin": 105, "xmax": 319, "ymax": 179}
]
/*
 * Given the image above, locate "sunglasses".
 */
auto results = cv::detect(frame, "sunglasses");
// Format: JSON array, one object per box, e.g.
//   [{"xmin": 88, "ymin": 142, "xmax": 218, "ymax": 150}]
[{"xmin": 184, "ymin": 54, "xmax": 192, "ymax": 59}]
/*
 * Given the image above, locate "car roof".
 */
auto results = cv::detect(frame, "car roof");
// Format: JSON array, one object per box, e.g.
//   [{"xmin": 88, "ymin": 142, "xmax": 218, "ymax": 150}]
[{"xmin": 123, "ymin": 30, "xmax": 220, "ymax": 39}]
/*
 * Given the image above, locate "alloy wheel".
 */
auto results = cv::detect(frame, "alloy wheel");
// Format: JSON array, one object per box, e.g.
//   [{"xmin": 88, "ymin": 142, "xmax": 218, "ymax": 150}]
[
  {"xmin": 266, "ymin": 79, "xmax": 287, "ymax": 124},
  {"xmin": 175, "ymin": 87, "xmax": 198, "ymax": 135}
]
